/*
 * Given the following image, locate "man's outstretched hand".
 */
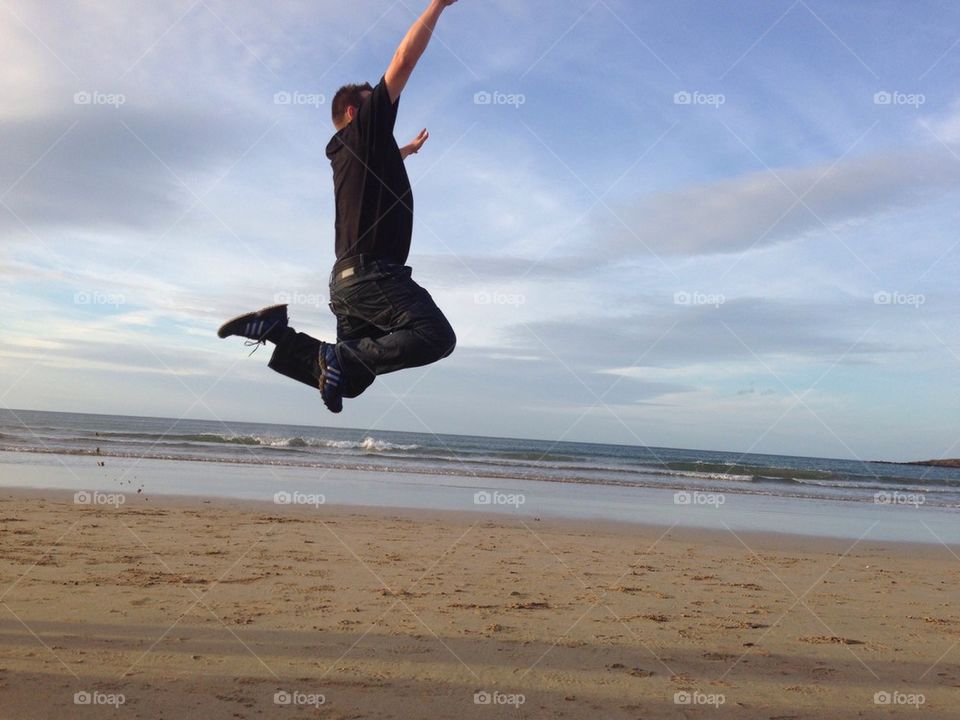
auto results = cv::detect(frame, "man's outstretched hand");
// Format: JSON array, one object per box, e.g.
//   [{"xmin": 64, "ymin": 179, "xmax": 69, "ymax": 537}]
[{"xmin": 400, "ymin": 128, "xmax": 429, "ymax": 159}]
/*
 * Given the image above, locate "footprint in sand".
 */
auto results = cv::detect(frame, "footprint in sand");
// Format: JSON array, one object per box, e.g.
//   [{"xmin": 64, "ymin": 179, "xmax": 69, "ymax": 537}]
[{"xmin": 798, "ymin": 635, "xmax": 864, "ymax": 645}]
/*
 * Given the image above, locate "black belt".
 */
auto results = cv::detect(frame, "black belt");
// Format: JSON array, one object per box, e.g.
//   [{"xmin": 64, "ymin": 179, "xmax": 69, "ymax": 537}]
[{"xmin": 331, "ymin": 254, "xmax": 397, "ymax": 282}]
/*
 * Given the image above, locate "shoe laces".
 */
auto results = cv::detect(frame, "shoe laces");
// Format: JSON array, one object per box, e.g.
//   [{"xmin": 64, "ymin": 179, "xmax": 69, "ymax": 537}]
[
  {"xmin": 243, "ymin": 337, "xmax": 266, "ymax": 356},
  {"xmin": 242, "ymin": 320, "xmax": 279, "ymax": 356}
]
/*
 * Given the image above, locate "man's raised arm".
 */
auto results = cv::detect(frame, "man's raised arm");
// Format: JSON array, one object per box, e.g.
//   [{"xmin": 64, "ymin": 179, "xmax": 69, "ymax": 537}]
[{"xmin": 384, "ymin": 0, "xmax": 457, "ymax": 104}]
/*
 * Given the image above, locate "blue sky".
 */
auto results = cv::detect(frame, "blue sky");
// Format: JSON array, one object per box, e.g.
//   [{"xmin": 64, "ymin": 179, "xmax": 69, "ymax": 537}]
[{"xmin": 1, "ymin": 0, "xmax": 958, "ymax": 461}]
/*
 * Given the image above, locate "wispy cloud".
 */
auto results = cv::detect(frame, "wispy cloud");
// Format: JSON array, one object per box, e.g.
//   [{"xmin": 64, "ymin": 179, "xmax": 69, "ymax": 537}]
[{"xmin": 604, "ymin": 148, "xmax": 960, "ymax": 256}]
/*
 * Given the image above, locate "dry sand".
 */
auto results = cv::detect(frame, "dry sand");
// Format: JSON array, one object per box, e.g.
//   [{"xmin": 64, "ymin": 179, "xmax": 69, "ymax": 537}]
[{"xmin": 0, "ymin": 488, "xmax": 958, "ymax": 718}]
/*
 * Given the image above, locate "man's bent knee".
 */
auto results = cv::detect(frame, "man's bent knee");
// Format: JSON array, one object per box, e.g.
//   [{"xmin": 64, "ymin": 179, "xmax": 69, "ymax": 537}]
[
  {"xmin": 439, "ymin": 324, "xmax": 456, "ymax": 359},
  {"xmin": 425, "ymin": 320, "xmax": 456, "ymax": 363}
]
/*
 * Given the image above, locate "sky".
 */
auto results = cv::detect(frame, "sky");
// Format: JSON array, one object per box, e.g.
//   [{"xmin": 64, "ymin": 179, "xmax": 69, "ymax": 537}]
[{"xmin": 1, "ymin": 0, "xmax": 958, "ymax": 462}]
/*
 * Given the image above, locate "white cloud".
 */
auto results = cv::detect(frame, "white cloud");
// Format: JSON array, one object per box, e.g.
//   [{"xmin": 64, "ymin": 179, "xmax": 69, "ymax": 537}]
[
  {"xmin": 606, "ymin": 149, "xmax": 960, "ymax": 256},
  {"xmin": 923, "ymin": 99, "xmax": 960, "ymax": 144}
]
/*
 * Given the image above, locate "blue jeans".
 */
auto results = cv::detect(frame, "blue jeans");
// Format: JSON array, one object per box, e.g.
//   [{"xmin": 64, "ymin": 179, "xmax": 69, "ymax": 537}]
[{"xmin": 268, "ymin": 260, "xmax": 456, "ymax": 399}]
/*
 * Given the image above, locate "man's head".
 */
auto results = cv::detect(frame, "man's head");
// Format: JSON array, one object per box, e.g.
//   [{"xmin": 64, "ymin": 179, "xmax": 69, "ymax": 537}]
[{"xmin": 332, "ymin": 82, "xmax": 374, "ymax": 130}]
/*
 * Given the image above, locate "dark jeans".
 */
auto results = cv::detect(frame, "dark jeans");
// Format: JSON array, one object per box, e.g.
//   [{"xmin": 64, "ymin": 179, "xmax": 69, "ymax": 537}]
[{"xmin": 267, "ymin": 260, "xmax": 456, "ymax": 399}]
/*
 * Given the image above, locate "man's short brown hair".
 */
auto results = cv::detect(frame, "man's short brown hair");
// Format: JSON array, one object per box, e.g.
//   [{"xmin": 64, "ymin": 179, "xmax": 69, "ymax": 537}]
[{"xmin": 332, "ymin": 82, "xmax": 374, "ymax": 130}]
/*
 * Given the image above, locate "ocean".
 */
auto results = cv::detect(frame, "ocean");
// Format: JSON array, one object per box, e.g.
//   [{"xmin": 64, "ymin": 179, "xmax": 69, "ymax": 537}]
[{"xmin": 1, "ymin": 408, "xmax": 958, "ymax": 542}]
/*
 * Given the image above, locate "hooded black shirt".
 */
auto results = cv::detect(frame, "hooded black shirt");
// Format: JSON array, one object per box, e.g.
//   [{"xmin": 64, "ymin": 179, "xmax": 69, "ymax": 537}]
[{"xmin": 326, "ymin": 76, "xmax": 413, "ymax": 265}]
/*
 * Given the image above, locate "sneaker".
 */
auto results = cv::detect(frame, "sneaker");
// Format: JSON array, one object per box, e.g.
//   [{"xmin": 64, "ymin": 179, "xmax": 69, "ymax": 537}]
[
  {"xmin": 217, "ymin": 304, "xmax": 288, "ymax": 345},
  {"xmin": 318, "ymin": 342, "xmax": 345, "ymax": 414}
]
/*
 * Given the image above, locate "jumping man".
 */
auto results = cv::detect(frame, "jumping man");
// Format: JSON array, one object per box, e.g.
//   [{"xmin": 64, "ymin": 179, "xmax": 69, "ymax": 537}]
[{"xmin": 217, "ymin": 0, "xmax": 459, "ymax": 413}]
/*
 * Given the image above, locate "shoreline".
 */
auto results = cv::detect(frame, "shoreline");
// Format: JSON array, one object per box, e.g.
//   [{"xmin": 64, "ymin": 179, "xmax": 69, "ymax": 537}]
[
  {"xmin": 3, "ymin": 449, "xmax": 959, "ymax": 545},
  {"xmin": 2, "ymin": 449, "xmax": 959, "ymax": 545},
  {"xmin": 1, "ymin": 485, "xmax": 955, "ymax": 554}
]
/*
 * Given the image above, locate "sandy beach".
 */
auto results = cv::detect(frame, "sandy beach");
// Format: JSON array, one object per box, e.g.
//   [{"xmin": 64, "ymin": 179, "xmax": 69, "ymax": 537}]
[{"xmin": 1, "ymin": 488, "xmax": 957, "ymax": 718}]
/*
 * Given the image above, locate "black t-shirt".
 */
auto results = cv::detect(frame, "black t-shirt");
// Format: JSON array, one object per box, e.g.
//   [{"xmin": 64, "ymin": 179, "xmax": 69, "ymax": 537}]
[{"xmin": 326, "ymin": 76, "xmax": 413, "ymax": 265}]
